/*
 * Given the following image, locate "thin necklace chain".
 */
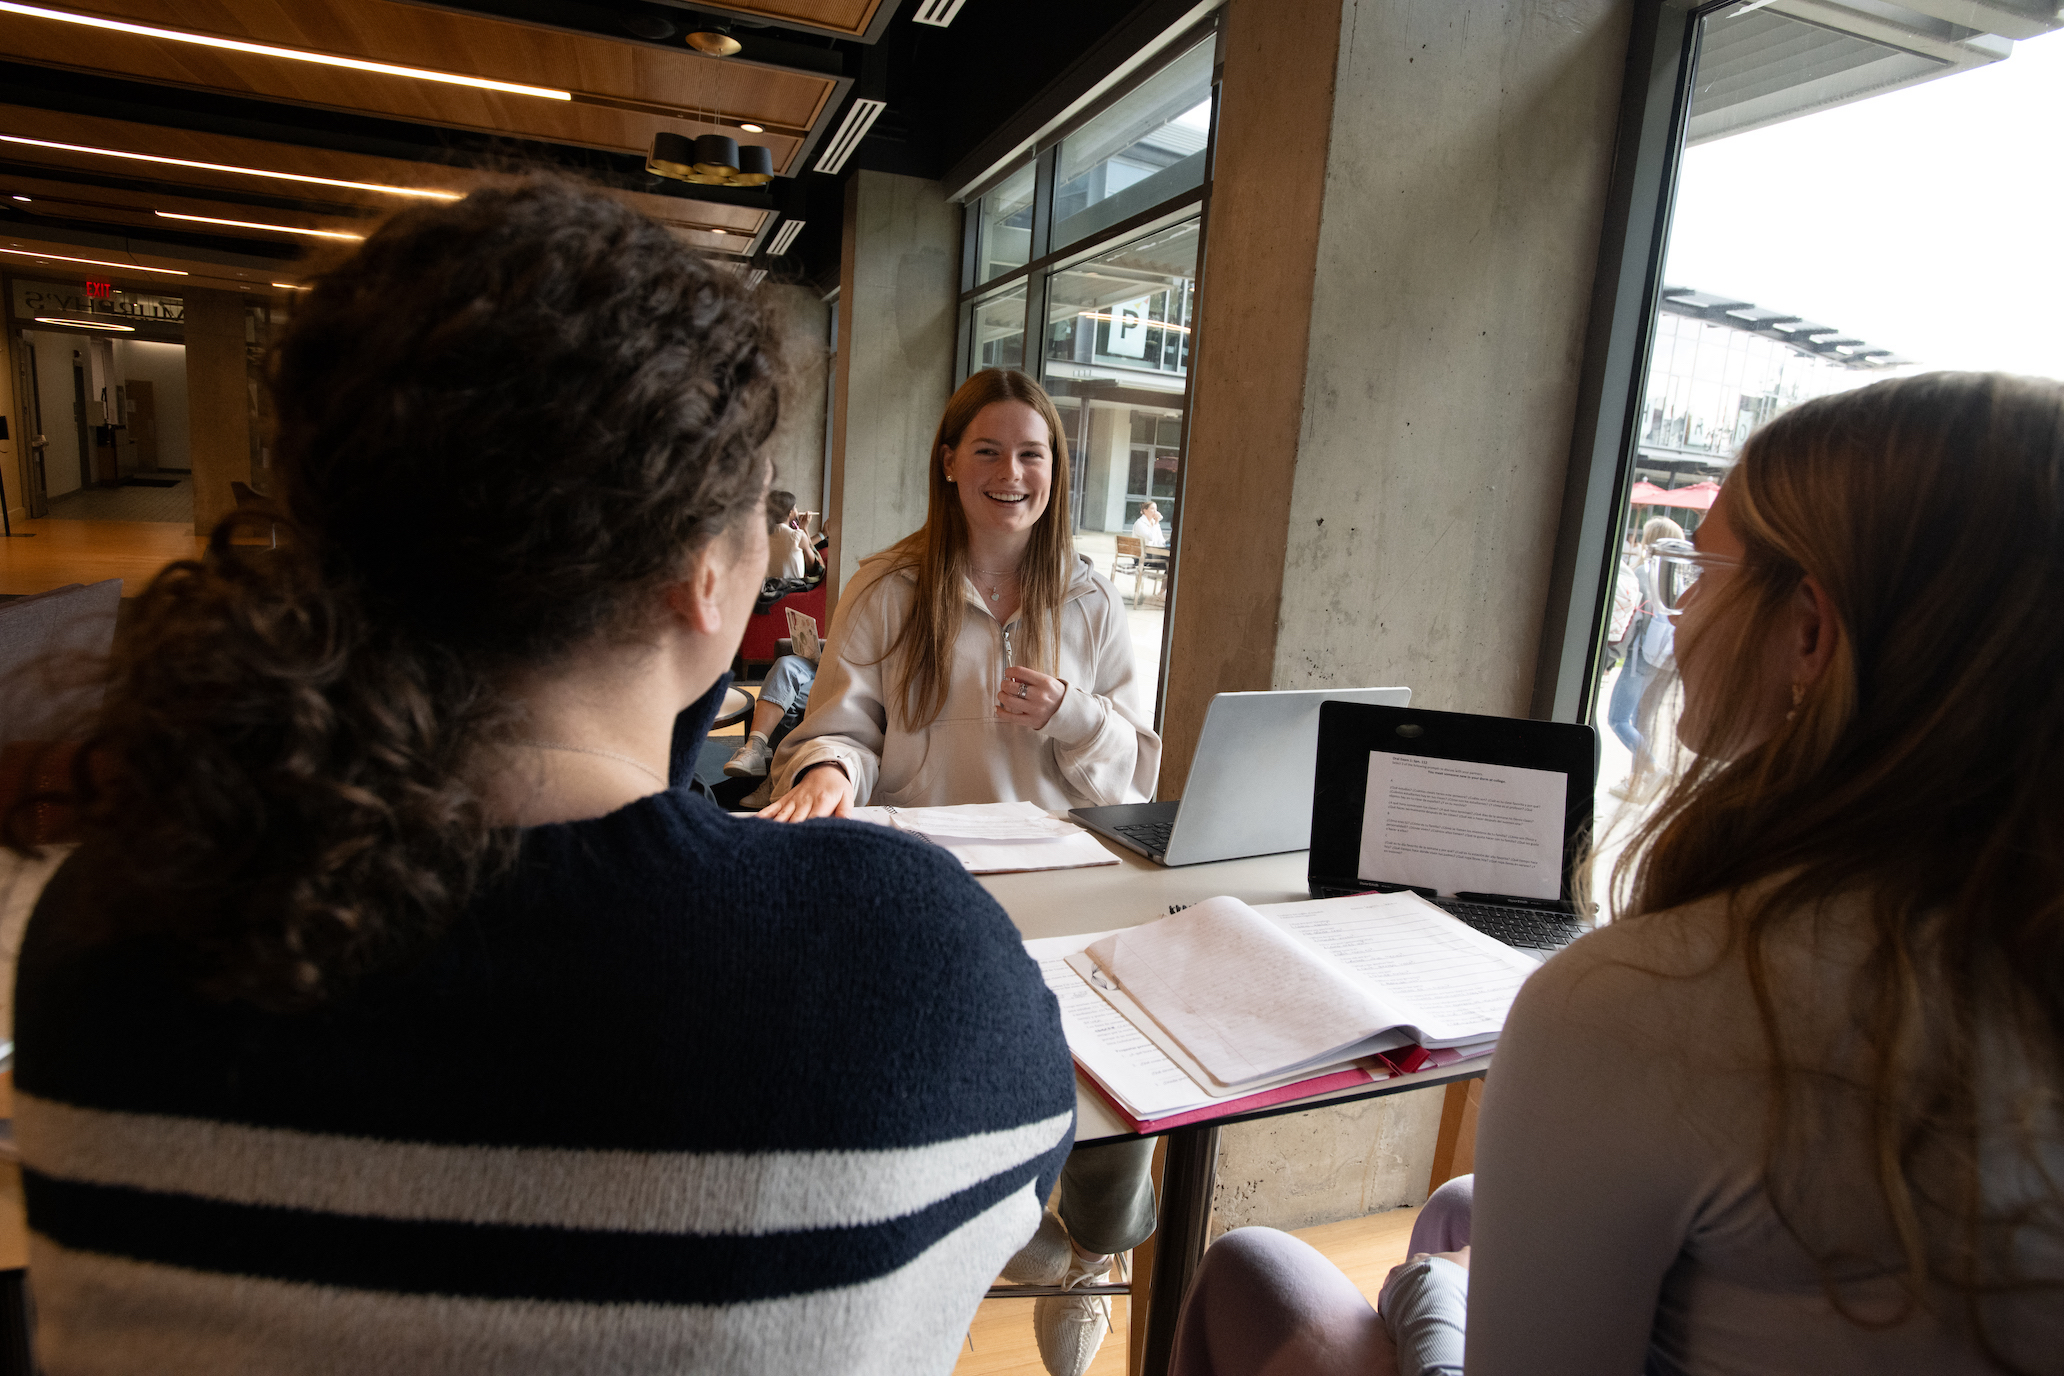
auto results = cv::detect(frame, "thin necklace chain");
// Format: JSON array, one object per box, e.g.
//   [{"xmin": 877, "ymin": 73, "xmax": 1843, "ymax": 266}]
[
  {"xmin": 514, "ymin": 740, "xmax": 668, "ymax": 788},
  {"xmin": 968, "ymin": 560, "xmax": 1020, "ymax": 604}
]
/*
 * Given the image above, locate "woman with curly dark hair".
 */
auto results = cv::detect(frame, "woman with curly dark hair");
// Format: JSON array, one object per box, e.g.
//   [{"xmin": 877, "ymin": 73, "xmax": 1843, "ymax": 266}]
[{"xmin": 6, "ymin": 180, "xmax": 1073, "ymax": 1373}]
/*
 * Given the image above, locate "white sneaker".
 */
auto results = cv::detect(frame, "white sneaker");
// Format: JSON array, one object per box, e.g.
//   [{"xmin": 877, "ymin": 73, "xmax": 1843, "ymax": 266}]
[
  {"xmin": 723, "ymin": 735, "xmax": 771, "ymax": 778},
  {"xmin": 1000, "ymin": 1209, "xmax": 1072, "ymax": 1286},
  {"xmin": 1033, "ymin": 1247, "xmax": 1117, "ymax": 1376}
]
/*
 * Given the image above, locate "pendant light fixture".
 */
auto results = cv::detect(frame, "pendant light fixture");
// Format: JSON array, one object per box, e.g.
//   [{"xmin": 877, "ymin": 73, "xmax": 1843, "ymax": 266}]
[{"xmin": 648, "ymin": 131, "xmax": 776, "ymax": 187}]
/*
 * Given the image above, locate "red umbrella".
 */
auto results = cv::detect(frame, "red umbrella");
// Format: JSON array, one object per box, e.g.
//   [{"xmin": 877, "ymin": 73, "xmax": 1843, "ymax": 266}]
[
  {"xmin": 1663, "ymin": 481, "xmax": 1720, "ymax": 510},
  {"xmin": 1629, "ymin": 480, "xmax": 1672, "ymax": 506}
]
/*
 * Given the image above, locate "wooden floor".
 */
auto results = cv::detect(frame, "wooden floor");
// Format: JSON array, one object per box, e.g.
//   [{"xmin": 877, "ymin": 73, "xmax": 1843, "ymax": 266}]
[
  {"xmin": 950, "ymin": 1205, "xmax": 1421, "ymax": 1376},
  {"xmin": 0, "ymin": 516, "xmax": 204, "ymax": 597}
]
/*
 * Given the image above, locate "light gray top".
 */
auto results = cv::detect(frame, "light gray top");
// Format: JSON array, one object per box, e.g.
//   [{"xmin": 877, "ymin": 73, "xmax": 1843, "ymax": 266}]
[{"xmin": 1464, "ymin": 888, "xmax": 2064, "ymax": 1375}]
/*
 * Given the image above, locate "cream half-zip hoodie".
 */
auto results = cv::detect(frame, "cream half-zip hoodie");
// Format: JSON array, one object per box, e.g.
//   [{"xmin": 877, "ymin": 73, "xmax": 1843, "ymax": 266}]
[{"xmin": 768, "ymin": 550, "xmax": 1160, "ymax": 809}]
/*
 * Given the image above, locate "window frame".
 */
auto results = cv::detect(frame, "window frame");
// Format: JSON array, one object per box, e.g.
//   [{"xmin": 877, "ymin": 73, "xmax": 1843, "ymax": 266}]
[{"xmin": 1528, "ymin": 0, "xmax": 1724, "ymax": 724}]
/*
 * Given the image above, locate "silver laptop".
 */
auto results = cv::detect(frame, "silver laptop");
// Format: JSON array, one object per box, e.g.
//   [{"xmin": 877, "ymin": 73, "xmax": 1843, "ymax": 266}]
[{"xmin": 1071, "ymin": 687, "xmax": 1412, "ymax": 866}]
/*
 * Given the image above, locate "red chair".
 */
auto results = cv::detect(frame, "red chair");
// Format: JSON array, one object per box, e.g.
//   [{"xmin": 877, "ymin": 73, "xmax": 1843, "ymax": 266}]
[{"xmin": 737, "ymin": 583, "xmax": 826, "ymax": 674}]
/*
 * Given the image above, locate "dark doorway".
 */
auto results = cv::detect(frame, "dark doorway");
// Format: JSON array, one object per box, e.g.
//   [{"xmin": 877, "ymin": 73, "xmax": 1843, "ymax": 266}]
[{"xmin": 70, "ymin": 360, "xmax": 91, "ymax": 492}]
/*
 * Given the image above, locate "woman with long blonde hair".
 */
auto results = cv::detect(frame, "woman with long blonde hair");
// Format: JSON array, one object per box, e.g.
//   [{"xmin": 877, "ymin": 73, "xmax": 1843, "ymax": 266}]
[
  {"xmin": 760, "ymin": 368, "xmax": 1162, "ymax": 1376},
  {"xmin": 760, "ymin": 367, "xmax": 1159, "ymax": 819},
  {"xmin": 1167, "ymin": 372, "xmax": 2064, "ymax": 1376}
]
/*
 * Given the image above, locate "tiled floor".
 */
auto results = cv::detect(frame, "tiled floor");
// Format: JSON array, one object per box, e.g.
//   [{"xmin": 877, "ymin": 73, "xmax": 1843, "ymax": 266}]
[{"xmin": 44, "ymin": 474, "xmax": 194, "ymax": 525}]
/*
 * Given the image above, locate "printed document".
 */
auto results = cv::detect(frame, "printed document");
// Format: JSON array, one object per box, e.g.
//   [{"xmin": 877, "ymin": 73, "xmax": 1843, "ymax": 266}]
[
  {"xmin": 1357, "ymin": 752, "xmax": 1565, "ymax": 899},
  {"xmin": 848, "ymin": 801, "xmax": 1117, "ymax": 874}
]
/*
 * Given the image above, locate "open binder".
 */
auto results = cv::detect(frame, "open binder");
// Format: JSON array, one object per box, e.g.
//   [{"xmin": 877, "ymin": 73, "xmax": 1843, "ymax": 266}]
[{"xmin": 1029, "ymin": 890, "xmax": 1538, "ymax": 1132}]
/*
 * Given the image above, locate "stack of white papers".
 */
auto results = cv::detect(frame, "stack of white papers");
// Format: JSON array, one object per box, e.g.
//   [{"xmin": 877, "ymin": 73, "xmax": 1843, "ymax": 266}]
[{"xmin": 849, "ymin": 801, "xmax": 1119, "ymax": 874}]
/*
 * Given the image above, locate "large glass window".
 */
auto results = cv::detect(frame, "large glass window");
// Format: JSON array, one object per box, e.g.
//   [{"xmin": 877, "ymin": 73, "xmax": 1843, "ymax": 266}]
[
  {"xmin": 976, "ymin": 162, "xmax": 1036, "ymax": 286},
  {"xmin": 1587, "ymin": 5, "xmax": 2063, "ymax": 901},
  {"xmin": 1053, "ymin": 39, "xmax": 1212, "ymax": 252},
  {"xmin": 969, "ymin": 283, "xmax": 1027, "ymax": 372}
]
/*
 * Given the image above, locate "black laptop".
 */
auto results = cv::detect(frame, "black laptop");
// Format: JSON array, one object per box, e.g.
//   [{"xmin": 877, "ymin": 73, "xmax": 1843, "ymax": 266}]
[{"xmin": 1307, "ymin": 703, "xmax": 1596, "ymax": 960}]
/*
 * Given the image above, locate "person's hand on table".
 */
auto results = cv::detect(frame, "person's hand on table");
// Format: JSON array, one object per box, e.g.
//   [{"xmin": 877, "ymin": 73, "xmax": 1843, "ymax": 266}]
[
  {"xmin": 757, "ymin": 763, "xmax": 852, "ymax": 822},
  {"xmin": 996, "ymin": 667, "xmax": 1065, "ymax": 730}
]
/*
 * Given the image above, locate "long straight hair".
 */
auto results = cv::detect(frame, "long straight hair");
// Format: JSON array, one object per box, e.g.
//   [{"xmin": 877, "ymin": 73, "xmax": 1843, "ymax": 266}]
[
  {"xmin": 1613, "ymin": 373, "xmax": 2064, "ymax": 1364},
  {"xmin": 881, "ymin": 369, "xmax": 1076, "ymax": 729}
]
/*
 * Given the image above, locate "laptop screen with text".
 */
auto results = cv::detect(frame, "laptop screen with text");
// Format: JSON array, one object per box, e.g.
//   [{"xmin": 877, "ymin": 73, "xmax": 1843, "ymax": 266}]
[{"xmin": 1357, "ymin": 753, "xmax": 1566, "ymax": 899}]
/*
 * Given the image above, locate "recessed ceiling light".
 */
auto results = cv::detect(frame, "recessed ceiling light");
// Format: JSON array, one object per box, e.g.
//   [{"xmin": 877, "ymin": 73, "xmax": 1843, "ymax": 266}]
[
  {"xmin": 0, "ymin": 134, "xmax": 460, "ymax": 200},
  {"xmin": 739, "ymin": 123, "xmax": 764, "ymax": 134},
  {"xmin": 0, "ymin": 2, "xmax": 573, "ymax": 100},
  {"xmin": 34, "ymin": 316, "xmax": 135, "ymax": 332},
  {"xmin": 1, "ymin": 246, "xmax": 186, "ymax": 275},
  {"xmin": 156, "ymin": 211, "xmax": 365, "ymax": 240},
  {"xmin": 10, "ymin": 195, "xmax": 27, "ymax": 202},
  {"xmin": 271, "ymin": 282, "xmax": 309, "ymax": 290}
]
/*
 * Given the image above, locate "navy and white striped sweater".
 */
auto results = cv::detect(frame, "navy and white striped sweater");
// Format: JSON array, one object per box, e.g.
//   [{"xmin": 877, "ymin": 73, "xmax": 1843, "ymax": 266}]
[{"xmin": 13, "ymin": 717, "xmax": 1076, "ymax": 1374}]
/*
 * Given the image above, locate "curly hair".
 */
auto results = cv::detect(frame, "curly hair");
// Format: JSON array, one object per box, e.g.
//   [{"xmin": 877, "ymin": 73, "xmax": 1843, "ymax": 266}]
[{"xmin": 39, "ymin": 179, "xmax": 779, "ymax": 1009}]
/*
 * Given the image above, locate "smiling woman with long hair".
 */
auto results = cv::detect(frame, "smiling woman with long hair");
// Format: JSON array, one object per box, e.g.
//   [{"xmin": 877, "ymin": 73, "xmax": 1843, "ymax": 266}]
[
  {"xmin": 1166, "ymin": 372, "xmax": 2064, "ymax": 1376},
  {"xmin": 4, "ymin": 182, "xmax": 1073, "ymax": 1374},
  {"xmin": 759, "ymin": 367, "xmax": 1159, "ymax": 819}
]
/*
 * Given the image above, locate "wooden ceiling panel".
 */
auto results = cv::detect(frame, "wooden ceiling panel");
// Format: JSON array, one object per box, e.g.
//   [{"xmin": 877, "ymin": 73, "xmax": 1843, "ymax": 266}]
[
  {"xmin": 720, "ymin": 0, "xmax": 885, "ymax": 39},
  {"xmin": 0, "ymin": 107, "xmax": 767, "ymax": 248},
  {"xmin": 0, "ymin": 1, "xmax": 829, "ymax": 170}
]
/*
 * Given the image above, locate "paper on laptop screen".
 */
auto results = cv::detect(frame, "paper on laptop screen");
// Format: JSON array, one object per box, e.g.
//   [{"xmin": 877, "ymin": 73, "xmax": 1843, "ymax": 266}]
[{"xmin": 1357, "ymin": 753, "xmax": 1564, "ymax": 900}]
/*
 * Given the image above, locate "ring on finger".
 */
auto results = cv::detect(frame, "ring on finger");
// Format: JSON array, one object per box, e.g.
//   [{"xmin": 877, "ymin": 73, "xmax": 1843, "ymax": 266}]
[{"xmin": 1016, "ymin": 680, "xmax": 1029, "ymax": 699}]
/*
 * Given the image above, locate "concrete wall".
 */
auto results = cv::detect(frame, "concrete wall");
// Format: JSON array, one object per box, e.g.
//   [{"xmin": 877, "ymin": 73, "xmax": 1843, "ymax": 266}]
[
  {"xmin": 1272, "ymin": 0, "xmax": 1635, "ymax": 715},
  {"xmin": 116, "ymin": 339, "xmax": 192, "ymax": 471},
  {"xmin": 1209, "ymin": 1087, "xmax": 1446, "ymax": 1240},
  {"xmin": 825, "ymin": 171, "xmax": 960, "ymax": 607},
  {"xmin": 761, "ymin": 282, "xmax": 832, "ymax": 525},
  {"xmin": 183, "ymin": 289, "xmax": 252, "ymax": 536}
]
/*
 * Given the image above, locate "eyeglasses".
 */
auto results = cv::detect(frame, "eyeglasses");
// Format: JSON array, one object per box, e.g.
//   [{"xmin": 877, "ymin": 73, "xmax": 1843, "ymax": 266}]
[{"xmin": 1651, "ymin": 549, "xmax": 1740, "ymax": 612}]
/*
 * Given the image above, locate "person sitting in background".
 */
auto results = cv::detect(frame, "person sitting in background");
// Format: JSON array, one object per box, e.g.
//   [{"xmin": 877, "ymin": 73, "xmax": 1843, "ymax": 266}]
[
  {"xmin": 758, "ymin": 367, "xmax": 1161, "ymax": 1376},
  {"xmin": 764, "ymin": 487, "xmax": 821, "ymax": 587},
  {"xmin": 1131, "ymin": 500, "xmax": 1164, "ymax": 549},
  {"xmin": 6, "ymin": 180, "xmax": 1074, "ymax": 1375},
  {"xmin": 1167, "ymin": 372, "xmax": 2064, "ymax": 1376}
]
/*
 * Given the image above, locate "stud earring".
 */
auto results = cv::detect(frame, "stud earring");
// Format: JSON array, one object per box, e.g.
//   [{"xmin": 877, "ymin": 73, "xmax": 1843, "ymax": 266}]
[{"xmin": 1791, "ymin": 681, "xmax": 1806, "ymax": 707}]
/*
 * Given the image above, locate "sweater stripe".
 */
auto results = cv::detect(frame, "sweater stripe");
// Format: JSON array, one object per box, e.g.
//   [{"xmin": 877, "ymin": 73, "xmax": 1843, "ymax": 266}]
[
  {"xmin": 17, "ymin": 1093, "xmax": 1072, "ymax": 1236},
  {"xmin": 27, "ymin": 1183, "xmax": 1041, "ymax": 1376},
  {"xmin": 25, "ymin": 1157, "xmax": 1045, "ymax": 1305}
]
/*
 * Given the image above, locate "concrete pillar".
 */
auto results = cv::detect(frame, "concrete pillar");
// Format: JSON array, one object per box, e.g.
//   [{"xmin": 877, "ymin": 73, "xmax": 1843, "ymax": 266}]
[
  {"xmin": 1161, "ymin": 0, "xmax": 1636, "ymax": 1238},
  {"xmin": 184, "ymin": 289, "xmax": 253, "ymax": 536},
  {"xmin": 824, "ymin": 171, "xmax": 960, "ymax": 608},
  {"xmin": 761, "ymin": 282, "xmax": 832, "ymax": 521}
]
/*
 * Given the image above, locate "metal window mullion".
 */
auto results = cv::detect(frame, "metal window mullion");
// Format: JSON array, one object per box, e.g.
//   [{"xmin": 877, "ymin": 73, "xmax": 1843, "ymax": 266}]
[{"xmin": 1020, "ymin": 265, "xmax": 1051, "ymax": 380}]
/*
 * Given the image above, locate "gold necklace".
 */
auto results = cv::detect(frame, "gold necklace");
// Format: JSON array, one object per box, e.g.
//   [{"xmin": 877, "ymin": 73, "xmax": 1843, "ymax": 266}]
[{"xmin": 969, "ymin": 563, "xmax": 1018, "ymax": 604}]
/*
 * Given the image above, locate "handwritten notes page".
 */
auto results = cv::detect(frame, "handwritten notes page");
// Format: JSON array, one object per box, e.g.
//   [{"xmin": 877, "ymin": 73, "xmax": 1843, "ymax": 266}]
[
  {"xmin": 1263, "ymin": 891, "xmax": 1538, "ymax": 1047},
  {"xmin": 1065, "ymin": 891, "xmax": 1539, "ymax": 1098},
  {"xmin": 1078, "ymin": 897, "xmax": 1393, "ymax": 1090},
  {"xmin": 1358, "ymin": 753, "xmax": 1565, "ymax": 900}
]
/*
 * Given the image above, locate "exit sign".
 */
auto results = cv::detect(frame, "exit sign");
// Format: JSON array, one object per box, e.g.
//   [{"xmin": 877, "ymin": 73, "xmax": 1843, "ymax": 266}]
[{"xmin": 84, "ymin": 280, "xmax": 112, "ymax": 298}]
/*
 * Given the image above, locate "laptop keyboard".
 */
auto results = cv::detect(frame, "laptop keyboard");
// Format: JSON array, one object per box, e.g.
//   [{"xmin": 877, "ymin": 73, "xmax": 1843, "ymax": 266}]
[
  {"xmin": 1113, "ymin": 820, "xmax": 1175, "ymax": 854},
  {"xmin": 1434, "ymin": 900, "xmax": 1585, "ymax": 953}
]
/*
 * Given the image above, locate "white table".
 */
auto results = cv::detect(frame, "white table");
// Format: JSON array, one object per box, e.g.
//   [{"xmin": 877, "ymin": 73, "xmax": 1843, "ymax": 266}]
[{"xmin": 976, "ymin": 837, "xmax": 1489, "ymax": 1373}]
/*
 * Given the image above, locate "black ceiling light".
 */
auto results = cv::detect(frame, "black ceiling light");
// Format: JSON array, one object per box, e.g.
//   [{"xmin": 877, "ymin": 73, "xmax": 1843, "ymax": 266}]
[{"xmin": 649, "ymin": 132, "xmax": 776, "ymax": 188}]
